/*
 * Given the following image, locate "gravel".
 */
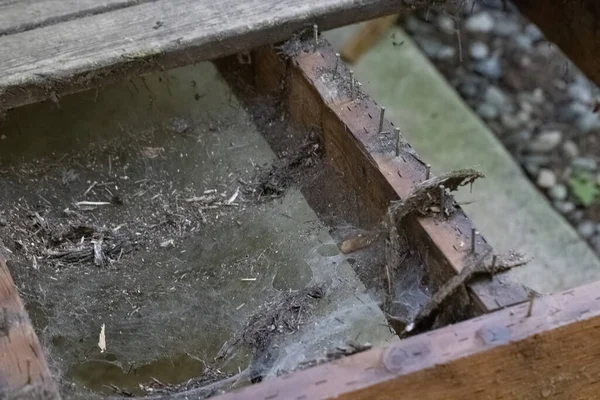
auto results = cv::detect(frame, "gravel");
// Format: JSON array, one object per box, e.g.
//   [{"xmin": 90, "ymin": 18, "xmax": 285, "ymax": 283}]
[{"xmin": 404, "ymin": 1, "xmax": 600, "ymax": 252}]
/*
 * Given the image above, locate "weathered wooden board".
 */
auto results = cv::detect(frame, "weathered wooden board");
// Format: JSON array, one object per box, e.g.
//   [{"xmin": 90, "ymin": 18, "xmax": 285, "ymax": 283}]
[
  {"xmin": 213, "ymin": 280, "xmax": 600, "ymax": 400},
  {"xmin": 512, "ymin": 0, "xmax": 600, "ymax": 88},
  {"xmin": 0, "ymin": 0, "xmax": 404, "ymax": 111},
  {"xmin": 0, "ymin": 255, "xmax": 60, "ymax": 399},
  {"xmin": 0, "ymin": 0, "xmax": 153, "ymax": 35}
]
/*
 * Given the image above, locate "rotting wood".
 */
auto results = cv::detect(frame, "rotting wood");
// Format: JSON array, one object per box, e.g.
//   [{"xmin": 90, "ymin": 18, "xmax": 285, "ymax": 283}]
[
  {"xmin": 512, "ymin": 0, "xmax": 600, "ymax": 88},
  {"xmin": 0, "ymin": 255, "xmax": 61, "ymax": 400},
  {"xmin": 240, "ymin": 40, "xmax": 532, "ymax": 318},
  {"xmin": 0, "ymin": 0, "xmax": 405, "ymax": 111},
  {"xmin": 211, "ymin": 279, "xmax": 600, "ymax": 400},
  {"xmin": 0, "ymin": 0, "xmax": 155, "ymax": 36}
]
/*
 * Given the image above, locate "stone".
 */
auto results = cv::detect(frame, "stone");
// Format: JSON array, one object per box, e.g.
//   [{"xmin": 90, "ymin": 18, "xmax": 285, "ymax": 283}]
[
  {"xmin": 577, "ymin": 221, "xmax": 596, "ymax": 239},
  {"xmin": 458, "ymin": 81, "xmax": 478, "ymax": 98},
  {"xmin": 562, "ymin": 140, "xmax": 579, "ymax": 159},
  {"xmin": 568, "ymin": 83, "xmax": 593, "ymax": 104},
  {"xmin": 536, "ymin": 168, "xmax": 556, "ymax": 189},
  {"xmin": 415, "ymin": 37, "xmax": 444, "ymax": 59},
  {"xmin": 469, "ymin": 42, "xmax": 489, "ymax": 60},
  {"xmin": 524, "ymin": 23, "xmax": 543, "ymax": 41},
  {"xmin": 465, "ymin": 12, "xmax": 495, "ymax": 33},
  {"xmin": 549, "ymin": 184, "xmax": 568, "ymax": 201},
  {"xmin": 474, "ymin": 57, "xmax": 502, "ymax": 79},
  {"xmin": 528, "ymin": 130, "xmax": 562, "ymax": 153},
  {"xmin": 436, "ymin": 46, "xmax": 456, "ymax": 60},
  {"xmin": 576, "ymin": 112, "xmax": 600, "ymax": 133},
  {"xmin": 515, "ymin": 34, "xmax": 533, "ymax": 50},
  {"xmin": 572, "ymin": 157, "xmax": 598, "ymax": 171},
  {"xmin": 436, "ymin": 15, "xmax": 455, "ymax": 35},
  {"xmin": 500, "ymin": 114, "xmax": 520, "ymax": 130},
  {"xmin": 493, "ymin": 18, "xmax": 520, "ymax": 37},
  {"xmin": 554, "ymin": 201, "xmax": 576, "ymax": 215},
  {"xmin": 484, "ymin": 86, "xmax": 508, "ymax": 110},
  {"xmin": 476, "ymin": 103, "xmax": 499, "ymax": 120},
  {"xmin": 531, "ymin": 88, "xmax": 545, "ymax": 105}
]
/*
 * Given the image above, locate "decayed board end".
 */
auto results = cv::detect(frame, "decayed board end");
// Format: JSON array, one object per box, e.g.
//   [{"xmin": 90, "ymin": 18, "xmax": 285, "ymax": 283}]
[{"xmin": 0, "ymin": 255, "xmax": 61, "ymax": 400}]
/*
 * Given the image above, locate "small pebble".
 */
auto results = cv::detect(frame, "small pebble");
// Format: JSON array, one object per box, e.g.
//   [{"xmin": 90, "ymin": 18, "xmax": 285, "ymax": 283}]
[
  {"xmin": 469, "ymin": 42, "xmax": 489, "ymax": 60},
  {"xmin": 554, "ymin": 201, "xmax": 576, "ymax": 215},
  {"xmin": 515, "ymin": 34, "xmax": 533, "ymax": 49},
  {"xmin": 572, "ymin": 157, "xmax": 598, "ymax": 171},
  {"xmin": 568, "ymin": 83, "xmax": 593, "ymax": 104},
  {"xmin": 476, "ymin": 103, "xmax": 499, "ymax": 120},
  {"xmin": 524, "ymin": 23, "xmax": 543, "ymax": 41},
  {"xmin": 436, "ymin": 46, "xmax": 456, "ymax": 60},
  {"xmin": 500, "ymin": 114, "xmax": 520, "ymax": 130},
  {"xmin": 549, "ymin": 184, "xmax": 568, "ymax": 201},
  {"xmin": 436, "ymin": 15, "xmax": 455, "ymax": 35},
  {"xmin": 484, "ymin": 85, "xmax": 508, "ymax": 110},
  {"xmin": 577, "ymin": 221, "xmax": 596, "ymax": 239},
  {"xmin": 528, "ymin": 130, "xmax": 562, "ymax": 153},
  {"xmin": 562, "ymin": 140, "xmax": 579, "ymax": 159},
  {"xmin": 465, "ymin": 12, "xmax": 495, "ymax": 33},
  {"xmin": 537, "ymin": 169, "xmax": 556, "ymax": 189},
  {"xmin": 493, "ymin": 18, "xmax": 520, "ymax": 37},
  {"xmin": 474, "ymin": 57, "xmax": 502, "ymax": 79},
  {"xmin": 576, "ymin": 112, "xmax": 600, "ymax": 133},
  {"xmin": 0, "ymin": 217, "xmax": 6, "ymax": 226}
]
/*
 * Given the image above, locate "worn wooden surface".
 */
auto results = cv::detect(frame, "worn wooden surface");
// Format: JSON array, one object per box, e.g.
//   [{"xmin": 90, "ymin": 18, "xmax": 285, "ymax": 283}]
[
  {"xmin": 236, "ymin": 41, "xmax": 531, "ymax": 318},
  {"xmin": 512, "ymin": 0, "xmax": 600, "ymax": 88},
  {"xmin": 0, "ymin": 0, "xmax": 404, "ymax": 111},
  {"xmin": 213, "ymin": 280, "xmax": 600, "ymax": 400},
  {"xmin": 0, "ymin": 255, "xmax": 60, "ymax": 400},
  {"xmin": 0, "ymin": 0, "xmax": 153, "ymax": 35}
]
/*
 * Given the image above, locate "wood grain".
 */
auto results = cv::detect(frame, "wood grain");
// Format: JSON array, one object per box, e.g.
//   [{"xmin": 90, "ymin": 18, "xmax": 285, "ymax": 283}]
[
  {"xmin": 0, "ymin": 0, "xmax": 404, "ymax": 110},
  {"xmin": 243, "ymin": 42, "xmax": 532, "ymax": 317},
  {"xmin": 512, "ymin": 0, "xmax": 600, "ymax": 88},
  {"xmin": 0, "ymin": 0, "xmax": 155, "ymax": 35},
  {"xmin": 212, "ymin": 280, "xmax": 600, "ymax": 400},
  {"xmin": 0, "ymin": 255, "xmax": 60, "ymax": 399}
]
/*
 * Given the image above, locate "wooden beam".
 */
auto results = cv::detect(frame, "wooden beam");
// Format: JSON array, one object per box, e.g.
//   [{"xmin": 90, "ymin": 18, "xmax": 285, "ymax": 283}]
[
  {"xmin": 0, "ymin": 0, "xmax": 404, "ymax": 111},
  {"xmin": 212, "ymin": 279, "xmax": 600, "ymax": 400},
  {"xmin": 0, "ymin": 255, "xmax": 60, "ymax": 399},
  {"xmin": 512, "ymin": 0, "xmax": 600, "ymax": 88},
  {"xmin": 235, "ymin": 42, "xmax": 531, "ymax": 322}
]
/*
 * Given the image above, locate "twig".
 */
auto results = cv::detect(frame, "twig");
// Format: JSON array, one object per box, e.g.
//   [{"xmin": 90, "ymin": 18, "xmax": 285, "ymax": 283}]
[
  {"xmin": 402, "ymin": 251, "xmax": 531, "ymax": 336},
  {"xmin": 83, "ymin": 181, "xmax": 98, "ymax": 196}
]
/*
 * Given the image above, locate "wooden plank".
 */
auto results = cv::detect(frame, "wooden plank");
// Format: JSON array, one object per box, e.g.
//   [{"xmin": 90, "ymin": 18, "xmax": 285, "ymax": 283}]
[
  {"xmin": 236, "ymin": 41, "xmax": 532, "ymax": 322},
  {"xmin": 340, "ymin": 15, "xmax": 399, "ymax": 64},
  {"xmin": 212, "ymin": 280, "xmax": 600, "ymax": 400},
  {"xmin": 0, "ymin": 0, "xmax": 154, "ymax": 36},
  {"xmin": 0, "ymin": 0, "xmax": 404, "ymax": 111},
  {"xmin": 0, "ymin": 255, "xmax": 60, "ymax": 399},
  {"xmin": 512, "ymin": 0, "xmax": 600, "ymax": 88}
]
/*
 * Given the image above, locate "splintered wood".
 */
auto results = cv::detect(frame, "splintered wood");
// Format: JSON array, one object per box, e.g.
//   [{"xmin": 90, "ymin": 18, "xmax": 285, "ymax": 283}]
[{"xmin": 0, "ymin": 255, "xmax": 60, "ymax": 399}]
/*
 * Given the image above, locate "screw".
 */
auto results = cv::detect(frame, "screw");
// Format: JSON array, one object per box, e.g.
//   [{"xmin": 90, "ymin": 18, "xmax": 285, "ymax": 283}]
[
  {"xmin": 378, "ymin": 107, "xmax": 386, "ymax": 134},
  {"xmin": 313, "ymin": 24, "xmax": 319, "ymax": 51},
  {"xmin": 394, "ymin": 127, "xmax": 401, "ymax": 156},
  {"xmin": 425, "ymin": 164, "xmax": 431, "ymax": 180},
  {"xmin": 349, "ymin": 70, "xmax": 355, "ymax": 99},
  {"xmin": 471, "ymin": 228, "xmax": 478, "ymax": 253},
  {"xmin": 333, "ymin": 53, "xmax": 340, "ymax": 78}
]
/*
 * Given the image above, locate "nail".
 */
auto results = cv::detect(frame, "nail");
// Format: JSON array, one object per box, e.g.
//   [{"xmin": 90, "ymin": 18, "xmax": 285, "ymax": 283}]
[
  {"xmin": 440, "ymin": 185, "xmax": 445, "ymax": 211},
  {"xmin": 349, "ymin": 70, "xmax": 355, "ymax": 99},
  {"xmin": 333, "ymin": 53, "xmax": 340, "ymax": 78},
  {"xmin": 313, "ymin": 24, "xmax": 319, "ymax": 51},
  {"xmin": 471, "ymin": 228, "xmax": 478, "ymax": 253},
  {"xmin": 425, "ymin": 164, "xmax": 431, "ymax": 180},
  {"xmin": 394, "ymin": 127, "xmax": 401, "ymax": 156},
  {"xmin": 378, "ymin": 106, "xmax": 386, "ymax": 134}
]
